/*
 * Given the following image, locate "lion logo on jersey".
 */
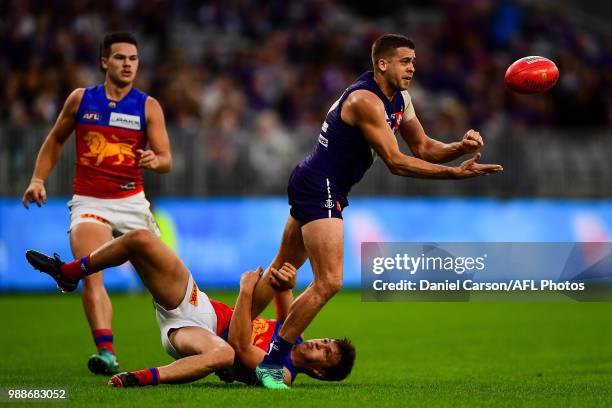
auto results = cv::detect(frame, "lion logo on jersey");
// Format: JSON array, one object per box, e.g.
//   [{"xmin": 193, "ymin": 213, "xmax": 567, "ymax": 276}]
[
  {"xmin": 82, "ymin": 131, "xmax": 136, "ymax": 166},
  {"xmin": 251, "ymin": 318, "xmax": 270, "ymax": 347}
]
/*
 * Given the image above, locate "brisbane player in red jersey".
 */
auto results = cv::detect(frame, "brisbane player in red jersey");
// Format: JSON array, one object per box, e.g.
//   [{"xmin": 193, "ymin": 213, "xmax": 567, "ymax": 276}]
[
  {"xmin": 25, "ymin": 229, "xmax": 355, "ymax": 387},
  {"xmin": 22, "ymin": 32, "xmax": 172, "ymax": 375}
]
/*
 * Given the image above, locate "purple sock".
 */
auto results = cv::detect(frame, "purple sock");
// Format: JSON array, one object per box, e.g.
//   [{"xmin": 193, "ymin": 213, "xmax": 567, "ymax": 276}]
[{"xmin": 261, "ymin": 334, "xmax": 293, "ymax": 367}]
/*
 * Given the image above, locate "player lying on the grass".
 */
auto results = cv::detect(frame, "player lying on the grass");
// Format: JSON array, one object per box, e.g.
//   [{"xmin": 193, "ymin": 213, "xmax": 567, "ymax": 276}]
[
  {"xmin": 214, "ymin": 266, "xmax": 354, "ymax": 386},
  {"xmin": 25, "ymin": 229, "xmax": 355, "ymax": 387}
]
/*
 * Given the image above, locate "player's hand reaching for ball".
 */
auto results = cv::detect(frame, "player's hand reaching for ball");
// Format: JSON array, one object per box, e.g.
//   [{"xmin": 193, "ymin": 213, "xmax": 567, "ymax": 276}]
[
  {"xmin": 460, "ymin": 129, "xmax": 484, "ymax": 153},
  {"xmin": 137, "ymin": 149, "xmax": 160, "ymax": 170},
  {"xmin": 270, "ymin": 262, "xmax": 297, "ymax": 291},
  {"xmin": 452, "ymin": 153, "xmax": 503, "ymax": 178},
  {"xmin": 22, "ymin": 177, "xmax": 47, "ymax": 209},
  {"xmin": 240, "ymin": 267, "xmax": 263, "ymax": 293}
]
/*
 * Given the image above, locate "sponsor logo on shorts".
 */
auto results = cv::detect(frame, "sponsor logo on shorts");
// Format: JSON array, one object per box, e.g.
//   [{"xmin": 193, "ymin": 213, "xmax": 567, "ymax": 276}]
[
  {"xmin": 109, "ymin": 112, "xmax": 141, "ymax": 130},
  {"xmin": 189, "ymin": 282, "xmax": 199, "ymax": 307},
  {"xmin": 325, "ymin": 199, "xmax": 334, "ymax": 209},
  {"xmin": 318, "ymin": 134, "xmax": 329, "ymax": 148},
  {"xmin": 82, "ymin": 112, "xmax": 100, "ymax": 122}
]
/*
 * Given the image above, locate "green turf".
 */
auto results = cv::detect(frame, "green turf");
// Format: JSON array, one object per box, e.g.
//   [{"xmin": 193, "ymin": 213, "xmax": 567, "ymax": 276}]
[{"xmin": 2, "ymin": 292, "xmax": 612, "ymax": 407}]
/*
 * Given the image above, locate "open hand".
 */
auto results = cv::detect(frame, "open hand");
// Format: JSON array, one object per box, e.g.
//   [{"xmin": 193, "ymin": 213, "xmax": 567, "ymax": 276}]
[{"xmin": 452, "ymin": 153, "xmax": 503, "ymax": 179}]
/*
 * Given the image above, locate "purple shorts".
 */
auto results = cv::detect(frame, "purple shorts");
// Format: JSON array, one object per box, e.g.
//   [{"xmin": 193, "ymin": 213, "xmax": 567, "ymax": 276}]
[{"xmin": 287, "ymin": 166, "xmax": 348, "ymax": 226}]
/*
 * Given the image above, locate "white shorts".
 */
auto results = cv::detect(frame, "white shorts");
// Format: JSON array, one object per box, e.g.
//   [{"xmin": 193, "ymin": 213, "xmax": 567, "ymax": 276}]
[
  {"xmin": 154, "ymin": 274, "xmax": 218, "ymax": 359},
  {"xmin": 68, "ymin": 192, "xmax": 160, "ymax": 237}
]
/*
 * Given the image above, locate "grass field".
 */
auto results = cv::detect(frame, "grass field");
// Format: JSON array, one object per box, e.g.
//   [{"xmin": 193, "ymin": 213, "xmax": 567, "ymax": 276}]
[{"xmin": 2, "ymin": 291, "xmax": 612, "ymax": 407}]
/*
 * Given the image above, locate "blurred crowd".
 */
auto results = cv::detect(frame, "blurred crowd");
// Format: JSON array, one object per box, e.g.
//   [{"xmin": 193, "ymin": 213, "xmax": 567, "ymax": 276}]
[{"xmin": 1, "ymin": 0, "xmax": 610, "ymax": 193}]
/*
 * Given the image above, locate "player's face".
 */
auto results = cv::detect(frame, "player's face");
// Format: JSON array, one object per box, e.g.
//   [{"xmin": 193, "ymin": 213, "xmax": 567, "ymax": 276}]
[
  {"xmin": 384, "ymin": 47, "xmax": 415, "ymax": 91},
  {"xmin": 102, "ymin": 43, "xmax": 139, "ymax": 87},
  {"xmin": 294, "ymin": 338, "xmax": 341, "ymax": 371}
]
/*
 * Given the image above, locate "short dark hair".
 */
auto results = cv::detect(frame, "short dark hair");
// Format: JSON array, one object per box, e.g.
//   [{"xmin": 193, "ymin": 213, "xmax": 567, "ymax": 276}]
[
  {"xmin": 321, "ymin": 337, "xmax": 356, "ymax": 381},
  {"xmin": 371, "ymin": 34, "xmax": 415, "ymax": 70},
  {"xmin": 99, "ymin": 32, "xmax": 138, "ymax": 73}
]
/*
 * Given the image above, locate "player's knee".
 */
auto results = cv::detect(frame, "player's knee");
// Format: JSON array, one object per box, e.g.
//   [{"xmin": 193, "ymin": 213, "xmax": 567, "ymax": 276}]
[
  {"xmin": 205, "ymin": 343, "xmax": 234, "ymax": 371},
  {"xmin": 326, "ymin": 278, "xmax": 343, "ymax": 297},
  {"xmin": 216, "ymin": 344, "xmax": 235, "ymax": 369},
  {"xmin": 190, "ymin": 345, "xmax": 233, "ymax": 377},
  {"xmin": 315, "ymin": 275, "xmax": 343, "ymax": 299},
  {"xmin": 125, "ymin": 229, "xmax": 156, "ymax": 250}
]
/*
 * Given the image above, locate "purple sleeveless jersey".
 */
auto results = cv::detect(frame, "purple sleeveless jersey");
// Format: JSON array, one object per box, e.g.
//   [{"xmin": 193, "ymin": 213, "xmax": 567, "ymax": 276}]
[{"xmin": 288, "ymin": 71, "xmax": 406, "ymax": 225}]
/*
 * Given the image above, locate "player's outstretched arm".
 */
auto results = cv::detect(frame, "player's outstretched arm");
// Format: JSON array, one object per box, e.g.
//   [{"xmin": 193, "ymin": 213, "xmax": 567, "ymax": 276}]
[
  {"xmin": 22, "ymin": 88, "xmax": 83, "ymax": 208},
  {"xmin": 228, "ymin": 270, "xmax": 266, "ymax": 370},
  {"xmin": 399, "ymin": 115, "xmax": 483, "ymax": 163},
  {"xmin": 140, "ymin": 97, "xmax": 172, "ymax": 173},
  {"xmin": 343, "ymin": 90, "xmax": 503, "ymax": 179}
]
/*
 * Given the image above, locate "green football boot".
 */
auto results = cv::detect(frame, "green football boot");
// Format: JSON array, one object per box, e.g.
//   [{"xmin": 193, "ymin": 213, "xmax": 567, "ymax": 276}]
[
  {"xmin": 88, "ymin": 347, "xmax": 120, "ymax": 375},
  {"xmin": 255, "ymin": 366, "xmax": 289, "ymax": 390}
]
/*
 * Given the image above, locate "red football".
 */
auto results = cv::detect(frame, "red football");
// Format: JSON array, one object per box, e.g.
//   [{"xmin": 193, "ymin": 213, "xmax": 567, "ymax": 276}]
[{"xmin": 504, "ymin": 56, "xmax": 559, "ymax": 94}]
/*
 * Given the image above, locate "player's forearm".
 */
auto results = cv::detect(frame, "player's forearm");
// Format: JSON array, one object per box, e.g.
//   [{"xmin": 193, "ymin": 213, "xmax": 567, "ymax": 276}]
[
  {"xmin": 419, "ymin": 140, "xmax": 466, "ymax": 164},
  {"xmin": 273, "ymin": 289, "xmax": 294, "ymax": 322},
  {"xmin": 386, "ymin": 154, "xmax": 457, "ymax": 179},
  {"xmin": 31, "ymin": 135, "xmax": 65, "ymax": 181},
  {"xmin": 228, "ymin": 290, "xmax": 254, "ymax": 351}
]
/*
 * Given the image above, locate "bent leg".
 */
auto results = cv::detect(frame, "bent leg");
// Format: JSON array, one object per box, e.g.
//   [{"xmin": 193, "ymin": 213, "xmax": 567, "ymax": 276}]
[
  {"xmin": 278, "ymin": 218, "xmax": 343, "ymax": 342},
  {"xmin": 86, "ymin": 229, "xmax": 190, "ymax": 310},
  {"xmin": 159, "ymin": 327, "xmax": 234, "ymax": 383},
  {"xmin": 251, "ymin": 215, "xmax": 308, "ymax": 317}
]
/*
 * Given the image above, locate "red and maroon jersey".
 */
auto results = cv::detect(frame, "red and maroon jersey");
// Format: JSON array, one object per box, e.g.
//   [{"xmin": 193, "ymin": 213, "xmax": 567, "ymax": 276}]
[
  {"xmin": 210, "ymin": 299, "xmax": 277, "ymax": 351},
  {"xmin": 73, "ymin": 84, "xmax": 148, "ymax": 198}
]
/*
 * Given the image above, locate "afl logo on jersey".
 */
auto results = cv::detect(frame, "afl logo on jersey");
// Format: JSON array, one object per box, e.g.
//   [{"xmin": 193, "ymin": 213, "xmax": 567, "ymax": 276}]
[{"xmin": 82, "ymin": 112, "xmax": 100, "ymax": 122}]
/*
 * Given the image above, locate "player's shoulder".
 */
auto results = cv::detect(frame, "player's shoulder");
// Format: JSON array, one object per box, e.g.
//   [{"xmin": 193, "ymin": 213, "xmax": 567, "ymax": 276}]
[
  {"xmin": 145, "ymin": 95, "xmax": 163, "ymax": 112},
  {"xmin": 145, "ymin": 95, "xmax": 160, "ymax": 105},
  {"xmin": 345, "ymin": 89, "xmax": 384, "ymax": 109},
  {"xmin": 400, "ymin": 90, "xmax": 413, "ymax": 104},
  {"xmin": 68, "ymin": 88, "xmax": 86, "ymax": 101},
  {"xmin": 343, "ymin": 89, "xmax": 386, "ymax": 121},
  {"xmin": 63, "ymin": 88, "xmax": 86, "ymax": 114}
]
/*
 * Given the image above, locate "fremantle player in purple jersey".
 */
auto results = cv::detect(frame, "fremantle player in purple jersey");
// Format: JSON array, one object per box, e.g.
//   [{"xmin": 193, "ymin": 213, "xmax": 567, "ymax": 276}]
[{"xmin": 254, "ymin": 34, "xmax": 503, "ymax": 389}]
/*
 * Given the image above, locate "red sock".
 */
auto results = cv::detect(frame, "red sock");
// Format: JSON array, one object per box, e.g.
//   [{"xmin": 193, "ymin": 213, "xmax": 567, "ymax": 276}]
[
  {"xmin": 61, "ymin": 255, "xmax": 92, "ymax": 282},
  {"xmin": 92, "ymin": 329, "xmax": 115, "ymax": 355},
  {"xmin": 131, "ymin": 368, "xmax": 160, "ymax": 386}
]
